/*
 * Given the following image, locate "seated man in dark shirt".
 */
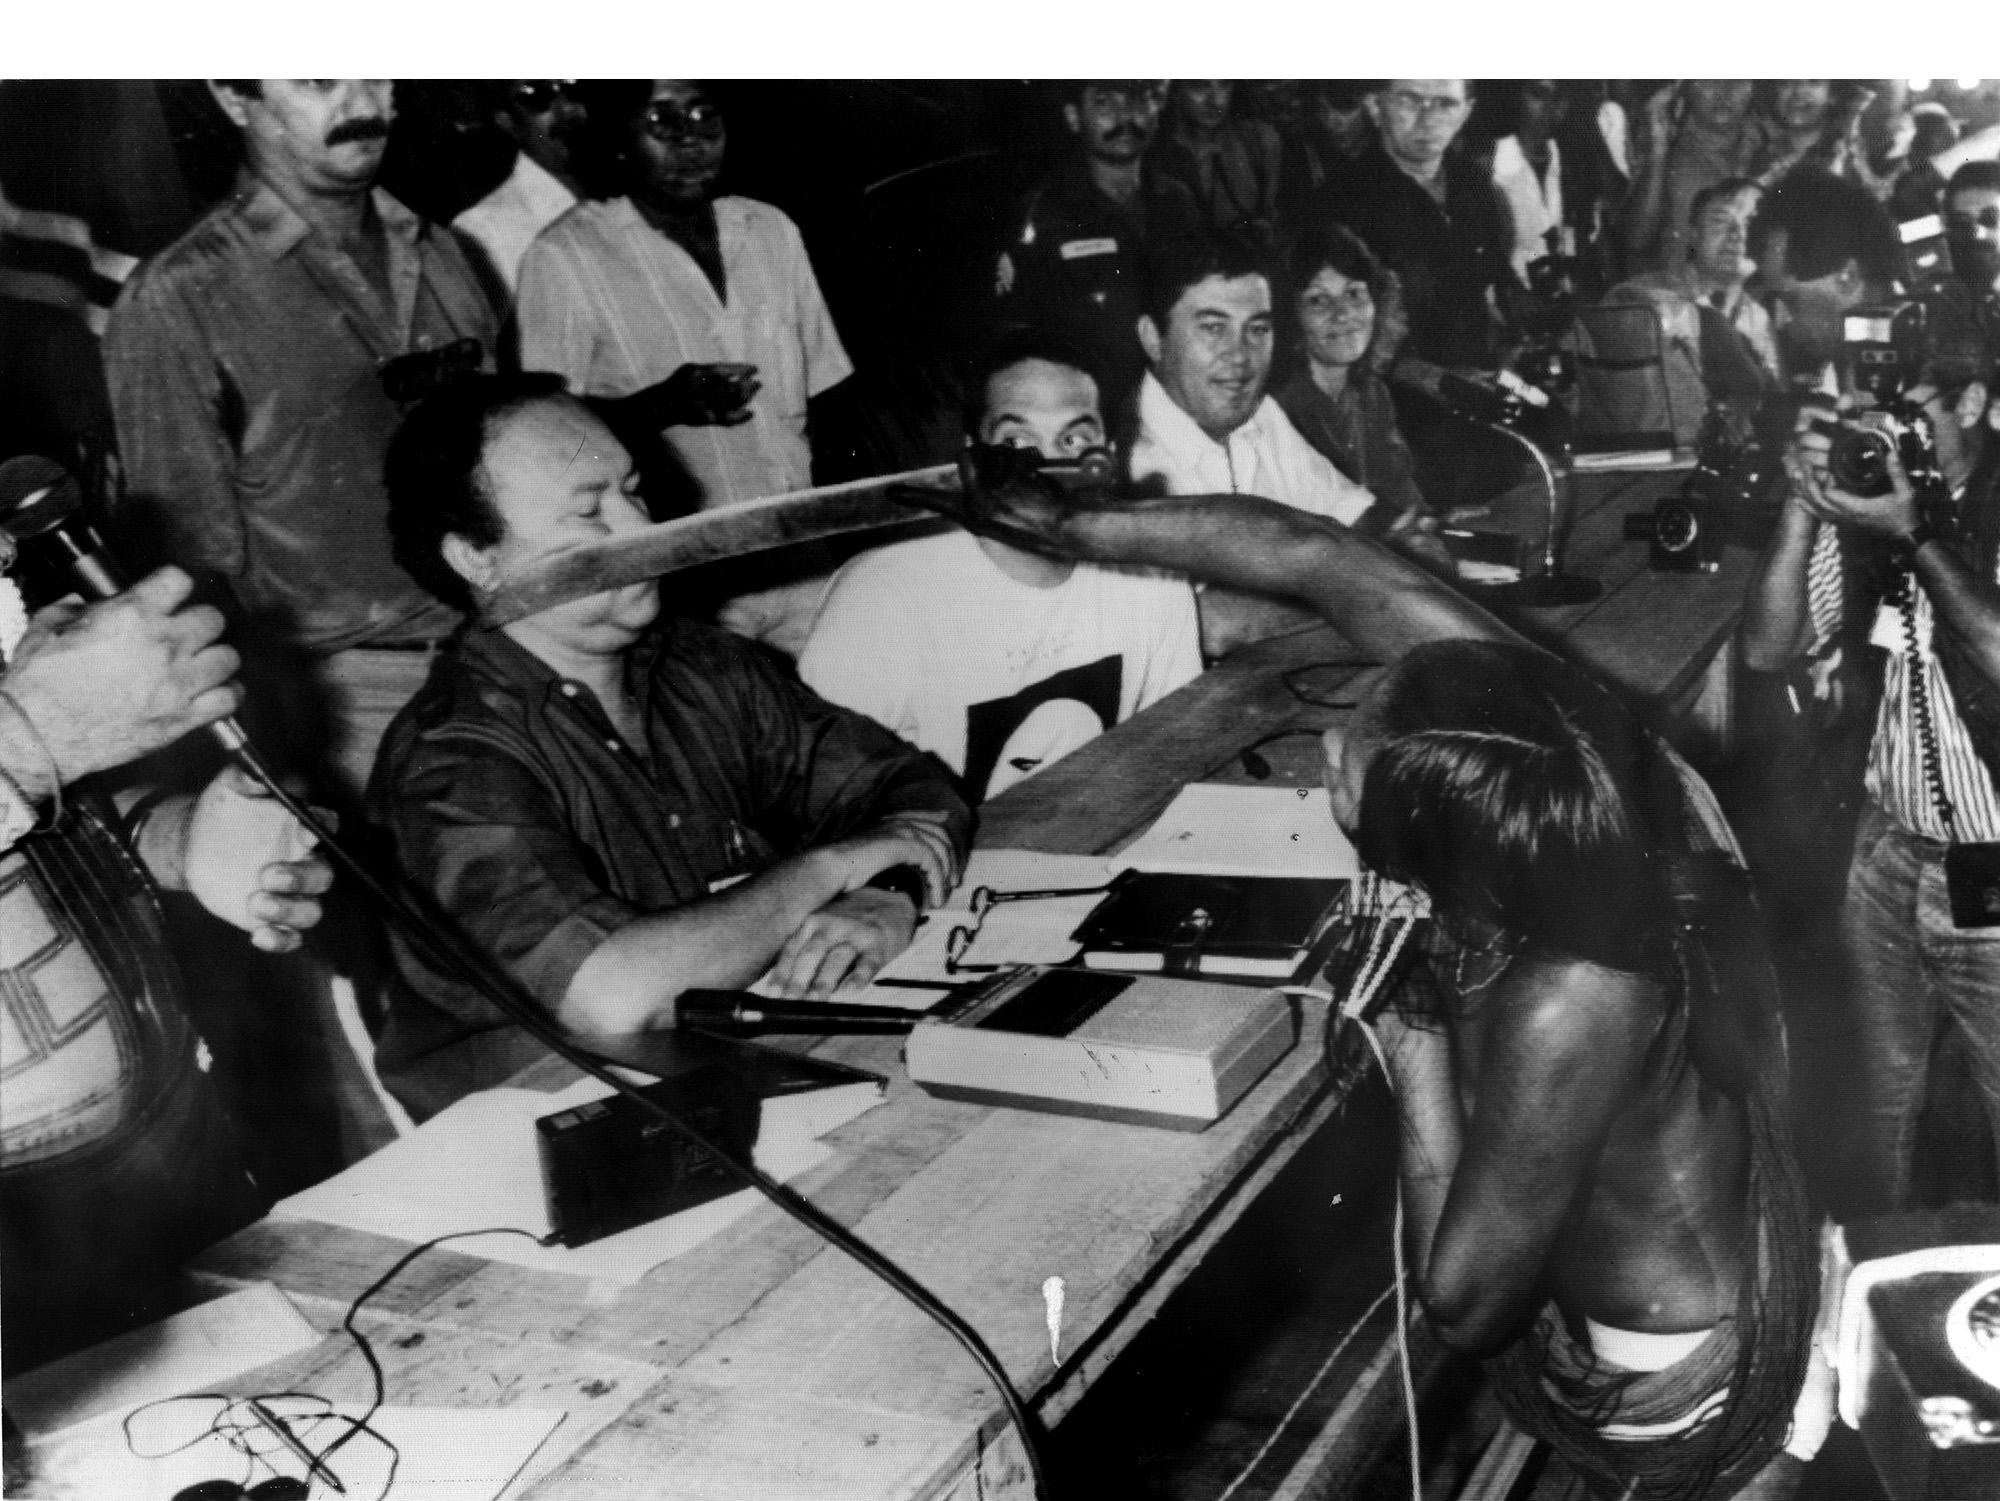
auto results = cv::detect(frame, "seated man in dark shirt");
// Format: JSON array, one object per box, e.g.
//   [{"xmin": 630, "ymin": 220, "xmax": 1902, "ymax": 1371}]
[{"xmin": 369, "ymin": 374, "xmax": 971, "ymax": 1119}]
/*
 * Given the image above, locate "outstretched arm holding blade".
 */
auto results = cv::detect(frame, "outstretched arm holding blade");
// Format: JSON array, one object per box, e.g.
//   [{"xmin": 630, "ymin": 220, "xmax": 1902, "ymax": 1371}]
[{"xmin": 908, "ymin": 463, "xmax": 1522, "ymax": 660}]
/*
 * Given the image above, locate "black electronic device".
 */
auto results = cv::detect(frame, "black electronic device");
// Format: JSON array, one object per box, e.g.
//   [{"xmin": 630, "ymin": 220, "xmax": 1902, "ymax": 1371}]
[
  {"xmin": 1946, "ymin": 842, "xmax": 2000, "ymax": 929},
  {"xmin": 1810, "ymin": 306, "xmax": 1950, "ymax": 504},
  {"xmin": 1068, "ymin": 870, "xmax": 1349, "ymax": 981},
  {"xmin": 1625, "ymin": 494, "xmax": 1727, "ymax": 572},
  {"xmin": 1623, "ymin": 406, "xmax": 1783, "ymax": 571},
  {"xmin": 1837, "ymin": 1206, "xmax": 2000, "ymax": 1500},
  {"xmin": 535, "ymin": 1064, "xmax": 758, "ymax": 1247},
  {"xmin": 957, "ymin": 442, "xmax": 1117, "ymax": 502},
  {"xmin": 1437, "ymin": 527, "xmax": 1530, "ymax": 574},
  {"xmin": 1903, "ymin": 213, "xmax": 1955, "ymax": 291}
]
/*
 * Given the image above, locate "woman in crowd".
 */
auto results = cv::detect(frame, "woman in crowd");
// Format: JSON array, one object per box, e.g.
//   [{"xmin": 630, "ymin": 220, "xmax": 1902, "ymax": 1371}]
[{"xmin": 1274, "ymin": 222, "xmax": 1441, "ymax": 539}]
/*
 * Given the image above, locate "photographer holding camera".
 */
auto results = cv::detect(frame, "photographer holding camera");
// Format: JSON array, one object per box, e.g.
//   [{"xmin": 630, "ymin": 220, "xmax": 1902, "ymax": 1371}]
[{"xmin": 1741, "ymin": 339, "xmax": 2000, "ymax": 1218}]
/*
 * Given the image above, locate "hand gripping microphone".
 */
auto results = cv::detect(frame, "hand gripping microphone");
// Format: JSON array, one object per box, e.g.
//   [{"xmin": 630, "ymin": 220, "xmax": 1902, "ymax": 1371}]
[{"xmin": 0, "ymin": 454, "xmax": 255, "ymax": 760}]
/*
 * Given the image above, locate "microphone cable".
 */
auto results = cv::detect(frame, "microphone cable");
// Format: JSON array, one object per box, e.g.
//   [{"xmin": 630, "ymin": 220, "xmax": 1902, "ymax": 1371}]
[
  {"xmin": 0, "ymin": 454, "xmax": 1052, "ymax": 1498},
  {"xmin": 226, "ymin": 710, "xmax": 1055, "ymax": 1499}
]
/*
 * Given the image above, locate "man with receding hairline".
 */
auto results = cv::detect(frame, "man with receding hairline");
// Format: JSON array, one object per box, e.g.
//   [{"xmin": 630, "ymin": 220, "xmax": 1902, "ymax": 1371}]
[{"xmin": 370, "ymin": 375, "xmax": 968, "ymax": 1118}]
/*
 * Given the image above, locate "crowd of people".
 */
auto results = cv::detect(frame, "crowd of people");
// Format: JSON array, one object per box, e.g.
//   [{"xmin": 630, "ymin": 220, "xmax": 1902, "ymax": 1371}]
[{"xmin": 6, "ymin": 76, "xmax": 2000, "ymax": 1499}]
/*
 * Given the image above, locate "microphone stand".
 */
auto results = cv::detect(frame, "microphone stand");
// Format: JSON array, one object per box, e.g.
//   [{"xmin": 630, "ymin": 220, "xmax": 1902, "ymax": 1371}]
[{"xmin": 1469, "ymin": 419, "xmax": 1603, "ymax": 609}]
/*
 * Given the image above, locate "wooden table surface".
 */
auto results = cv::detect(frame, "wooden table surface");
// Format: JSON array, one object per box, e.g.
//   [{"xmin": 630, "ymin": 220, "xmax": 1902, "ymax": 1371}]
[{"xmin": 187, "ymin": 464, "xmax": 1760, "ymax": 1501}]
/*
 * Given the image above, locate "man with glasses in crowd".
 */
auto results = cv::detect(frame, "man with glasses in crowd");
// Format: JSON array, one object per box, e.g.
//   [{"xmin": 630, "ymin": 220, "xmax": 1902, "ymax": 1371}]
[
  {"xmin": 1313, "ymin": 80, "xmax": 1516, "ymax": 512},
  {"xmin": 452, "ymin": 80, "xmax": 589, "ymax": 295},
  {"xmin": 104, "ymin": 79, "xmax": 501, "ymax": 799},
  {"xmin": 995, "ymin": 81, "xmax": 1200, "ymax": 413},
  {"xmin": 518, "ymin": 79, "xmax": 854, "ymax": 650},
  {"xmin": 1315, "ymin": 80, "xmax": 1510, "ymax": 372}
]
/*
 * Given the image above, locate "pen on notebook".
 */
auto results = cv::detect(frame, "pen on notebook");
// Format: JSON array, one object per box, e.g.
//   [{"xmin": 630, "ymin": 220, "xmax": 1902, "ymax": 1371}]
[{"xmin": 247, "ymin": 1398, "xmax": 346, "ymax": 1495}]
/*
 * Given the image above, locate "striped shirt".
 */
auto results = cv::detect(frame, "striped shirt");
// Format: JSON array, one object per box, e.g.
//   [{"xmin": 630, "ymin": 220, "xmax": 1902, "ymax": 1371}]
[
  {"xmin": 517, "ymin": 195, "xmax": 852, "ymax": 509},
  {"xmin": 1867, "ymin": 560, "xmax": 2000, "ymax": 842}
]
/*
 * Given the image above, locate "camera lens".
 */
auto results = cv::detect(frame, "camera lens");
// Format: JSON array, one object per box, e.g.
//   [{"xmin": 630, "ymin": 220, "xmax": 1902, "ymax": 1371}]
[
  {"xmin": 1654, "ymin": 501, "xmax": 1700, "ymax": 552},
  {"xmin": 1827, "ymin": 429, "xmax": 1893, "ymax": 497}
]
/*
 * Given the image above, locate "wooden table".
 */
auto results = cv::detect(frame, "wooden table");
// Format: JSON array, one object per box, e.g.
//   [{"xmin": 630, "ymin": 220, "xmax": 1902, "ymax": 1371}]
[{"xmin": 185, "ymin": 466, "xmax": 1761, "ymax": 1500}]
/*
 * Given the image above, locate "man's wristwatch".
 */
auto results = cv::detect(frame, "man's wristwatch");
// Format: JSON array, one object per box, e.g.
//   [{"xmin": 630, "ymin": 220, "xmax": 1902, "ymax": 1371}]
[{"xmin": 865, "ymin": 864, "xmax": 927, "ymax": 912}]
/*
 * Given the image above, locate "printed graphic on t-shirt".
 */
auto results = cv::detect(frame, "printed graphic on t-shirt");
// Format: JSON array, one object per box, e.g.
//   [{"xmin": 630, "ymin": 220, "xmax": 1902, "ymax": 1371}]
[{"xmin": 963, "ymin": 655, "xmax": 1123, "ymax": 801}]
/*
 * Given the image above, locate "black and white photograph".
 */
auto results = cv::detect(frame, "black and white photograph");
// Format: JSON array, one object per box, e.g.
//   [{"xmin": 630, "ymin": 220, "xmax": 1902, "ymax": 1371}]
[{"xmin": 5, "ymin": 30, "xmax": 2000, "ymax": 1500}]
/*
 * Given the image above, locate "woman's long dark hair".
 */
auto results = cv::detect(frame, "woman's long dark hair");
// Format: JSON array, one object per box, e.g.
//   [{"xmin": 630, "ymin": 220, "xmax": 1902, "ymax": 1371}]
[{"xmin": 1352, "ymin": 640, "xmax": 1684, "ymax": 973}]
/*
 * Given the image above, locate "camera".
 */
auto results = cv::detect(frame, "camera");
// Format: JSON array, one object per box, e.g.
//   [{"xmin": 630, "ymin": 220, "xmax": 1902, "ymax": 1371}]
[
  {"xmin": 1810, "ymin": 301, "xmax": 1950, "ymax": 501},
  {"xmin": 1623, "ymin": 405, "xmax": 1782, "ymax": 572},
  {"xmin": 1901, "ymin": 213, "xmax": 1955, "ymax": 292},
  {"xmin": 958, "ymin": 442, "xmax": 1118, "ymax": 501}
]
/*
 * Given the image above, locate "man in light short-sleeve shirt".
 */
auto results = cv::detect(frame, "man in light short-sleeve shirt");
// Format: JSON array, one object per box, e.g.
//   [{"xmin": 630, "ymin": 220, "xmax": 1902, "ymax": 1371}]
[{"xmin": 518, "ymin": 80, "xmax": 852, "ymax": 511}]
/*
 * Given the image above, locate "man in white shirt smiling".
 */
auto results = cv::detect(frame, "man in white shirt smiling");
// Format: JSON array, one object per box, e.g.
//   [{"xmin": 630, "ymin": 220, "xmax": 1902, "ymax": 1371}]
[
  {"xmin": 1129, "ymin": 230, "xmax": 1376, "ymax": 526},
  {"xmin": 1128, "ymin": 231, "xmax": 1467, "ymax": 647}
]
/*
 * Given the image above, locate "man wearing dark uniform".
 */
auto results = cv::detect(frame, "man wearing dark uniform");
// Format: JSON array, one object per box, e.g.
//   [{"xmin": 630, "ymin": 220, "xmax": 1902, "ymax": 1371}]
[{"xmin": 995, "ymin": 81, "xmax": 1201, "ymax": 415}]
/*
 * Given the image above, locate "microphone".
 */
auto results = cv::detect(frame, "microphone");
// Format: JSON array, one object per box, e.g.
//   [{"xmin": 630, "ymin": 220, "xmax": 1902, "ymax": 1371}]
[
  {"xmin": 0, "ymin": 455, "xmax": 252, "ymax": 757},
  {"xmin": 673, "ymin": 990, "xmax": 923, "ymax": 1034}
]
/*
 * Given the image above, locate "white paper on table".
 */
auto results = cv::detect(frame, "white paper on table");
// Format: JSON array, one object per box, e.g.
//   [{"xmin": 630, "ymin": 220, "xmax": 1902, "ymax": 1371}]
[
  {"xmin": 22, "ymin": 1403, "xmax": 565, "ymax": 1501},
  {"xmin": 272, "ymin": 1072, "xmax": 878, "ymax": 1284},
  {"xmin": 4, "ymin": 1284, "xmax": 322, "ymax": 1440},
  {"xmin": 1115, "ymin": 783, "xmax": 1359, "ymax": 879}
]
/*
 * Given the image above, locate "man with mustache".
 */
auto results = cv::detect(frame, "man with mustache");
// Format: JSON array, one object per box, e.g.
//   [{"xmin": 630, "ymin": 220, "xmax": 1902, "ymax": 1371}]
[
  {"xmin": 104, "ymin": 80, "xmax": 501, "ymax": 800},
  {"xmin": 995, "ymin": 81, "xmax": 1201, "ymax": 414}
]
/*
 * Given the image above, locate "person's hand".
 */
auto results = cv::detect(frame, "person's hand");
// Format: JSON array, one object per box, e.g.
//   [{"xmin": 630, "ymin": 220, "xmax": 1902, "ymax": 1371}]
[
  {"xmin": 902, "ymin": 443, "xmax": 1084, "ymax": 559},
  {"xmin": 650, "ymin": 362, "xmax": 760, "ymax": 427},
  {"xmin": 766, "ymin": 887, "xmax": 920, "ymax": 996},
  {"xmin": 179, "ymin": 764, "xmax": 333, "ymax": 953},
  {"xmin": 818, "ymin": 814, "xmax": 959, "ymax": 909},
  {"xmin": 1395, "ymin": 527, "xmax": 1459, "ymax": 577},
  {"xmin": 0, "ymin": 568, "xmax": 241, "ymax": 794},
  {"xmin": 1786, "ymin": 415, "xmax": 1920, "ymax": 540}
]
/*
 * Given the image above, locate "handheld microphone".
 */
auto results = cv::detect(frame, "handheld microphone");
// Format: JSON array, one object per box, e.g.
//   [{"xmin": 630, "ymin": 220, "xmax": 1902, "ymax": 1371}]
[
  {"xmin": 674, "ymin": 990, "xmax": 923, "ymax": 1034},
  {"xmin": 0, "ymin": 455, "xmax": 252, "ymax": 757}
]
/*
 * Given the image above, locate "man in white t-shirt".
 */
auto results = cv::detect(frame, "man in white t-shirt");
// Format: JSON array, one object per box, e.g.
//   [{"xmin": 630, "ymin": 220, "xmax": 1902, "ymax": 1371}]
[{"xmin": 801, "ymin": 331, "xmax": 1201, "ymax": 801}]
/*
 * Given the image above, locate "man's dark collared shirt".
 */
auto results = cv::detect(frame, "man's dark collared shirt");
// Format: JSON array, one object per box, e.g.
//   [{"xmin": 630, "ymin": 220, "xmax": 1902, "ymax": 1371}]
[
  {"xmin": 1314, "ymin": 145, "xmax": 1512, "ymax": 368},
  {"xmin": 104, "ymin": 176, "xmax": 497, "ymax": 651},
  {"xmin": 367, "ymin": 620, "xmax": 972, "ymax": 1120},
  {"xmin": 997, "ymin": 154, "xmax": 1202, "ymax": 408}
]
